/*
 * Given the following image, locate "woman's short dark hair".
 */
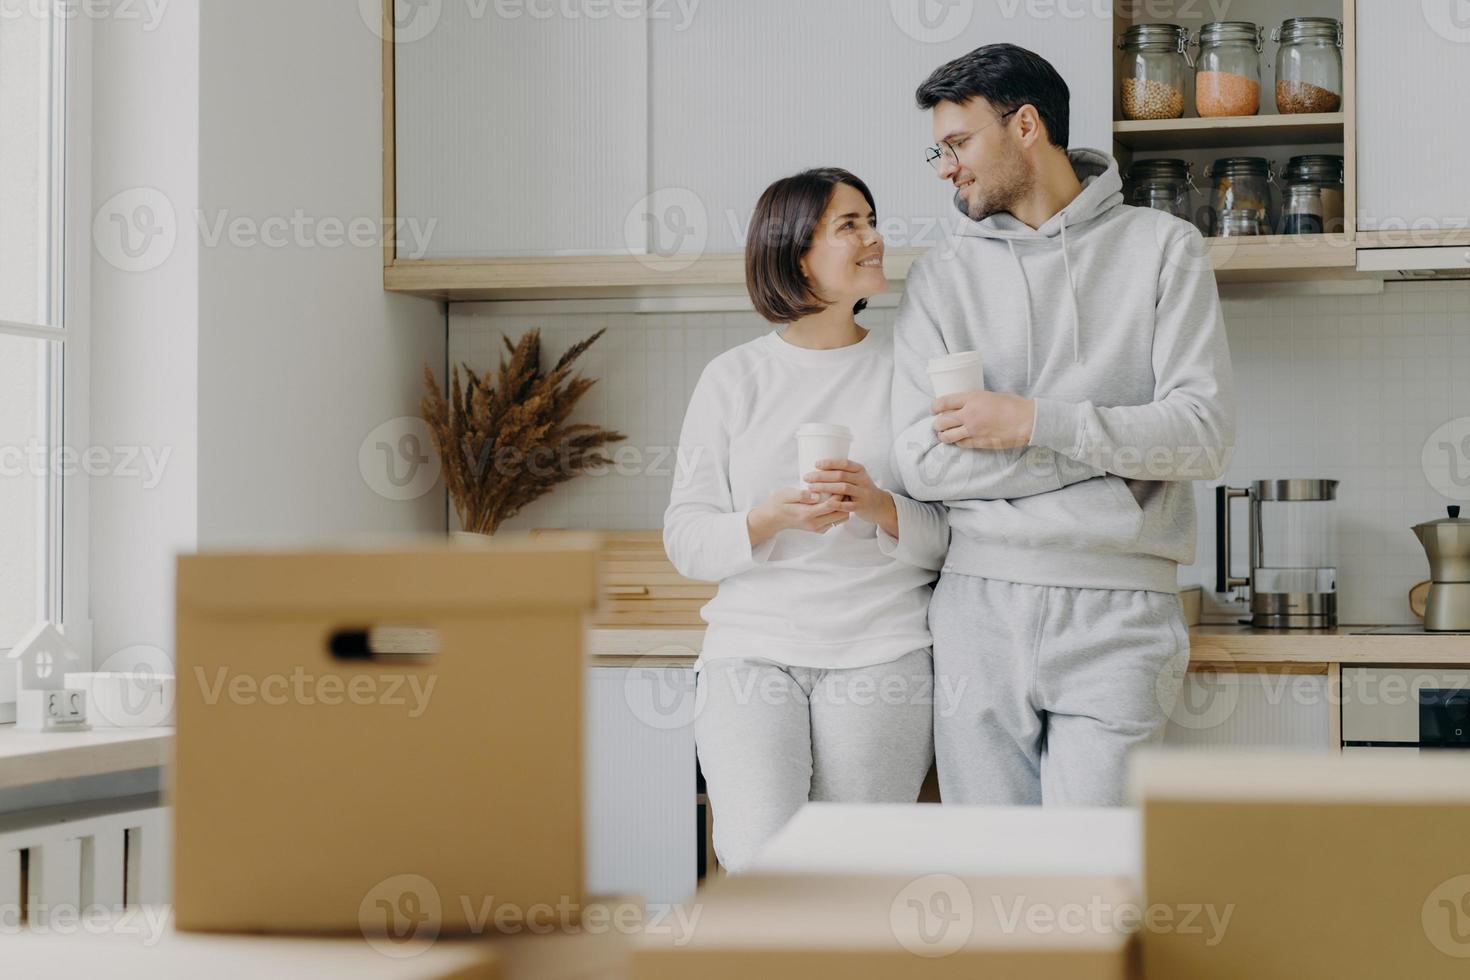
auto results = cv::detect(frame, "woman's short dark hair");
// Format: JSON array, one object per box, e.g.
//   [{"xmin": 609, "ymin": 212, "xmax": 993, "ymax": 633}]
[
  {"xmin": 745, "ymin": 168, "xmax": 876, "ymax": 324},
  {"xmin": 915, "ymin": 43, "xmax": 1070, "ymax": 149}
]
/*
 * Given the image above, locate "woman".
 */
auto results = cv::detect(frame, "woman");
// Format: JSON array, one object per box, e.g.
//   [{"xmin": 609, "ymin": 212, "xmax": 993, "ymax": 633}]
[{"xmin": 663, "ymin": 169, "xmax": 949, "ymax": 873}]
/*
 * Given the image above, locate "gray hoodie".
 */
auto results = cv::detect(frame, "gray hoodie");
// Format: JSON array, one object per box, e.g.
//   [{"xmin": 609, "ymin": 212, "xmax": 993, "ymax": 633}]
[{"xmin": 891, "ymin": 148, "xmax": 1236, "ymax": 593}]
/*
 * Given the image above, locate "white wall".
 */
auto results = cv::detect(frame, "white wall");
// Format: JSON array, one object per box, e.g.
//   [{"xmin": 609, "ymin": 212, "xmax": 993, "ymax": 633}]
[
  {"xmin": 88, "ymin": 4, "xmax": 199, "ymax": 671},
  {"xmin": 84, "ymin": 0, "xmax": 446, "ymax": 670},
  {"xmin": 196, "ymin": 0, "xmax": 445, "ymax": 546}
]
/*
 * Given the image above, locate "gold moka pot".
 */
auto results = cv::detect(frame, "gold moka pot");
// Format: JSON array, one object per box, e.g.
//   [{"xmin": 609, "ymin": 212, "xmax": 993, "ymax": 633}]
[{"xmin": 1413, "ymin": 506, "xmax": 1470, "ymax": 631}]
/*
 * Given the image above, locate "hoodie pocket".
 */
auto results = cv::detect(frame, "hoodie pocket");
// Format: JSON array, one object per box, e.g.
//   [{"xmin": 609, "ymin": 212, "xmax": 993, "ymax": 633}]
[{"xmin": 993, "ymin": 476, "xmax": 1147, "ymax": 550}]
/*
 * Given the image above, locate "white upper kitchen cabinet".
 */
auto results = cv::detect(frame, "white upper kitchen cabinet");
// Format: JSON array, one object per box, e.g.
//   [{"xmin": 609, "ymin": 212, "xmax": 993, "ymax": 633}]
[
  {"xmin": 1355, "ymin": 1, "xmax": 1470, "ymax": 231},
  {"xmin": 651, "ymin": 0, "xmax": 1113, "ymax": 253},
  {"xmin": 393, "ymin": 2, "xmax": 648, "ymax": 257},
  {"xmin": 393, "ymin": 0, "xmax": 1111, "ymax": 260}
]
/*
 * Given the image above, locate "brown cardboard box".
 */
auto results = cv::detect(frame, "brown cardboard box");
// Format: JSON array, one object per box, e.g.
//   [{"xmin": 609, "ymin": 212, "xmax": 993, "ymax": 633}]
[
  {"xmin": 7, "ymin": 897, "xmax": 645, "ymax": 979},
  {"xmin": 630, "ymin": 873, "xmax": 1140, "ymax": 979},
  {"xmin": 1133, "ymin": 749, "xmax": 1470, "ymax": 979},
  {"xmin": 173, "ymin": 537, "xmax": 600, "ymax": 934}
]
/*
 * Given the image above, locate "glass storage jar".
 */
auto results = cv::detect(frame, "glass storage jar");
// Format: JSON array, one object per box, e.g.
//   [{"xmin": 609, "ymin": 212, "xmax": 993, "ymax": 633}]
[
  {"xmin": 1125, "ymin": 158, "xmax": 1197, "ymax": 223},
  {"xmin": 1206, "ymin": 157, "xmax": 1274, "ymax": 236},
  {"xmin": 1219, "ymin": 209, "xmax": 1262, "ymax": 237},
  {"xmin": 1118, "ymin": 24, "xmax": 1191, "ymax": 120},
  {"xmin": 1273, "ymin": 17, "xmax": 1343, "ymax": 113},
  {"xmin": 1193, "ymin": 21, "xmax": 1263, "ymax": 117},
  {"xmin": 1279, "ymin": 185, "xmax": 1324, "ymax": 235},
  {"xmin": 1282, "ymin": 154, "xmax": 1345, "ymax": 233}
]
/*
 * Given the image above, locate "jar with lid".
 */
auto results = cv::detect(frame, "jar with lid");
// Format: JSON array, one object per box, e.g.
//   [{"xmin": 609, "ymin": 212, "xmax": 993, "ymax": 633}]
[
  {"xmin": 1279, "ymin": 185, "xmax": 1324, "ymax": 235},
  {"xmin": 1206, "ymin": 157, "xmax": 1274, "ymax": 236},
  {"xmin": 1193, "ymin": 21, "xmax": 1263, "ymax": 117},
  {"xmin": 1282, "ymin": 154, "xmax": 1344, "ymax": 234},
  {"xmin": 1219, "ymin": 209, "xmax": 1263, "ymax": 237},
  {"xmin": 1125, "ymin": 158, "xmax": 1198, "ymax": 224},
  {"xmin": 1272, "ymin": 17, "xmax": 1343, "ymax": 113},
  {"xmin": 1118, "ymin": 24, "xmax": 1191, "ymax": 120}
]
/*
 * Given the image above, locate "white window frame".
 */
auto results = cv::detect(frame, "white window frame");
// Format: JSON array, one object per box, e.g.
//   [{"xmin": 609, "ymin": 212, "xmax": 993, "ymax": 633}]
[{"xmin": 0, "ymin": 8, "xmax": 91, "ymax": 665}]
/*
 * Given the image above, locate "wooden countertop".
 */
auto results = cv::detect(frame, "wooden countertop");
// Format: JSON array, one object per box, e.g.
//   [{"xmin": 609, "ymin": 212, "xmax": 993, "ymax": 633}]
[{"xmin": 590, "ymin": 626, "xmax": 1470, "ymax": 668}]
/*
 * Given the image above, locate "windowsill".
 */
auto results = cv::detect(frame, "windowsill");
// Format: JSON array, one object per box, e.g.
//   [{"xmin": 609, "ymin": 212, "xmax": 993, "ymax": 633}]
[{"xmin": 0, "ymin": 724, "xmax": 172, "ymax": 791}]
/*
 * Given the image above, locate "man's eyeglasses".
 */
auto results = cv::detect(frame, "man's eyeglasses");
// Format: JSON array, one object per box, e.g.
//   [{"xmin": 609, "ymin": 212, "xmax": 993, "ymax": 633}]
[{"xmin": 924, "ymin": 107, "xmax": 1020, "ymax": 171}]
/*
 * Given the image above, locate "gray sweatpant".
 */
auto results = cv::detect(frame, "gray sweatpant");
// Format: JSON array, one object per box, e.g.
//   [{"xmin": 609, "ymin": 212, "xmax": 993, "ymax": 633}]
[
  {"xmin": 931, "ymin": 573, "xmax": 1189, "ymax": 807},
  {"xmin": 695, "ymin": 648, "xmax": 934, "ymax": 874}
]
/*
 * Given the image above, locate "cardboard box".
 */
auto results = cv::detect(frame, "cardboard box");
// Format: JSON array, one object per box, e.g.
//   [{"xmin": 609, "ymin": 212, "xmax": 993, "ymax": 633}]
[
  {"xmin": 173, "ymin": 537, "xmax": 600, "ymax": 934},
  {"xmin": 1133, "ymin": 749, "xmax": 1470, "ymax": 979},
  {"xmin": 7, "ymin": 899, "xmax": 645, "ymax": 980},
  {"xmin": 631, "ymin": 873, "xmax": 1140, "ymax": 979}
]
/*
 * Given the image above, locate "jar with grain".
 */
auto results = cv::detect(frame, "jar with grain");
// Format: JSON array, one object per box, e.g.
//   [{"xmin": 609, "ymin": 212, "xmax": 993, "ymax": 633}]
[
  {"xmin": 1282, "ymin": 154, "xmax": 1345, "ymax": 234},
  {"xmin": 1273, "ymin": 17, "xmax": 1343, "ymax": 114},
  {"xmin": 1279, "ymin": 185, "xmax": 1324, "ymax": 235},
  {"xmin": 1125, "ymin": 158, "xmax": 1198, "ymax": 224},
  {"xmin": 1193, "ymin": 21, "xmax": 1263, "ymax": 117},
  {"xmin": 1118, "ymin": 24, "xmax": 1191, "ymax": 120},
  {"xmin": 1206, "ymin": 157, "xmax": 1274, "ymax": 237}
]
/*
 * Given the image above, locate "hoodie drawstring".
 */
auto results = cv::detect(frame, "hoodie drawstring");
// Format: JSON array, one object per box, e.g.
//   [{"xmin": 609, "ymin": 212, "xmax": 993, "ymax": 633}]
[
  {"xmin": 1060, "ymin": 213, "xmax": 1082, "ymax": 366},
  {"xmin": 1007, "ymin": 220, "xmax": 1083, "ymax": 385},
  {"xmin": 1006, "ymin": 239, "xmax": 1035, "ymax": 385}
]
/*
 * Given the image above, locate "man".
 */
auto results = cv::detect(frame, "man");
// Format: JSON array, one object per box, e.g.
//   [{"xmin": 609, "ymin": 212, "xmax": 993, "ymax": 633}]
[{"xmin": 892, "ymin": 44, "xmax": 1235, "ymax": 806}]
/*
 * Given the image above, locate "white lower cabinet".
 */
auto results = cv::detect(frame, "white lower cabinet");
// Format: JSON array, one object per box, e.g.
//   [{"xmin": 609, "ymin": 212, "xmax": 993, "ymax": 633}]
[
  {"xmin": 1165, "ymin": 670, "xmax": 1334, "ymax": 751},
  {"xmin": 585, "ymin": 667, "xmax": 698, "ymax": 906}
]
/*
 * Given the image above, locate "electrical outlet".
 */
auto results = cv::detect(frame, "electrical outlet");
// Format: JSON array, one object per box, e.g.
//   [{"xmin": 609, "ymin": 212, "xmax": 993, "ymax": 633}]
[{"xmin": 17, "ymin": 688, "xmax": 90, "ymax": 732}]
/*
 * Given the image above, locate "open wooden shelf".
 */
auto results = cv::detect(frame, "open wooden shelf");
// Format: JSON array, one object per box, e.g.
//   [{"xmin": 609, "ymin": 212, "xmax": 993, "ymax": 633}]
[
  {"xmin": 1113, "ymin": 112, "xmax": 1345, "ymax": 151},
  {"xmin": 383, "ymin": 236, "xmax": 1365, "ymax": 299},
  {"xmin": 1207, "ymin": 234, "xmax": 1357, "ymax": 280}
]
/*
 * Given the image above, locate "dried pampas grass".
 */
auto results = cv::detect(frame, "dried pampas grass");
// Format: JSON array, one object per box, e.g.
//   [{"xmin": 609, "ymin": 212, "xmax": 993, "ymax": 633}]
[{"xmin": 421, "ymin": 328, "xmax": 625, "ymax": 535}]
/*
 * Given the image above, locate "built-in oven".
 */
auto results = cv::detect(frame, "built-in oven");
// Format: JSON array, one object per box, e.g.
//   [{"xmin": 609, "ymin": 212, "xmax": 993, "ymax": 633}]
[{"xmin": 1340, "ymin": 667, "xmax": 1470, "ymax": 752}]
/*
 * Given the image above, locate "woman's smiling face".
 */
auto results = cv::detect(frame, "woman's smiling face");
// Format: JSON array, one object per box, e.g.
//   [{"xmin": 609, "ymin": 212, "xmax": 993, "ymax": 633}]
[{"xmin": 800, "ymin": 182, "xmax": 888, "ymax": 308}]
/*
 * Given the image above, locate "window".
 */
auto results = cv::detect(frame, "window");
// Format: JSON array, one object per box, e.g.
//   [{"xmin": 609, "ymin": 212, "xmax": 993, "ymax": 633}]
[{"xmin": 0, "ymin": 6, "xmax": 66, "ymax": 650}]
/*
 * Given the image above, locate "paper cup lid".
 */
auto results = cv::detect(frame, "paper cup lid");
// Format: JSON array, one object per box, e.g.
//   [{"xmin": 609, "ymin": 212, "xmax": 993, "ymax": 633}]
[
  {"xmin": 795, "ymin": 422, "xmax": 853, "ymax": 439},
  {"xmin": 928, "ymin": 351, "xmax": 983, "ymax": 371}
]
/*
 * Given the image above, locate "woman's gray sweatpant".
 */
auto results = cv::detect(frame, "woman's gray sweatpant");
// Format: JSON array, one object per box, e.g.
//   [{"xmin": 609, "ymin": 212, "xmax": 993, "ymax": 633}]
[
  {"xmin": 695, "ymin": 648, "xmax": 934, "ymax": 874},
  {"xmin": 930, "ymin": 573, "xmax": 1190, "ymax": 807}
]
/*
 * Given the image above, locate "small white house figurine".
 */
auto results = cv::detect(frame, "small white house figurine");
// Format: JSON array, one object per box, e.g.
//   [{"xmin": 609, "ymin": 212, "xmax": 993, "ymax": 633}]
[{"xmin": 5, "ymin": 622, "xmax": 88, "ymax": 731}]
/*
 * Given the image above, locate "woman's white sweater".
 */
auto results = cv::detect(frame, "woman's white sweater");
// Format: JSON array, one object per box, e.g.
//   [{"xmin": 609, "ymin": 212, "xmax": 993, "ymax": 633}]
[{"xmin": 663, "ymin": 326, "xmax": 949, "ymax": 670}]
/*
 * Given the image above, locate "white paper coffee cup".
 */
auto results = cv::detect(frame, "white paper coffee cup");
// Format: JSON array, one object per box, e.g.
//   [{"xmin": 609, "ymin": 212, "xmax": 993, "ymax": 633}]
[
  {"xmin": 796, "ymin": 422, "xmax": 853, "ymax": 501},
  {"xmin": 927, "ymin": 351, "xmax": 986, "ymax": 397}
]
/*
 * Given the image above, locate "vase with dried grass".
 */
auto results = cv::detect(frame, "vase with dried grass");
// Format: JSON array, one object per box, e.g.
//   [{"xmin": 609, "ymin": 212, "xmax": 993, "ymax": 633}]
[{"xmin": 420, "ymin": 328, "xmax": 625, "ymax": 538}]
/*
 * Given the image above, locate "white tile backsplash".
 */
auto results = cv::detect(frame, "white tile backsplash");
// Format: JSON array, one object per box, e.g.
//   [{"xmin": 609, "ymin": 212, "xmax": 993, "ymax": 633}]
[{"xmin": 450, "ymin": 280, "xmax": 1470, "ymax": 624}]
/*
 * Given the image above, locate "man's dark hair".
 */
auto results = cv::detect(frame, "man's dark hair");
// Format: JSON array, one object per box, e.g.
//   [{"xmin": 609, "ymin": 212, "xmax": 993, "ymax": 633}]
[
  {"xmin": 915, "ymin": 43, "xmax": 1070, "ymax": 149},
  {"xmin": 745, "ymin": 168, "xmax": 877, "ymax": 324}
]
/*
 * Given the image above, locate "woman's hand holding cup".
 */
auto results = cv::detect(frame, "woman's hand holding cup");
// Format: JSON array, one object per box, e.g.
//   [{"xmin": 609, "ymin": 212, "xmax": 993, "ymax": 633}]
[
  {"xmin": 803, "ymin": 459, "xmax": 898, "ymax": 535},
  {"xmin": 748, "ymin": 486, "xmax": 850, "ymax": 547}
]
